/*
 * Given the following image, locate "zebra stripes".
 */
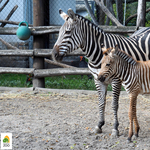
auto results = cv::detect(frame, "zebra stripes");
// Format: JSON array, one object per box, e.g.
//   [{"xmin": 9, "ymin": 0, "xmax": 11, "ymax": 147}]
[
  {"xmin": 98, "ymin": 45, "xmax": 150, "ymax": 141},
  {"xmin": 98, "ymin": 45, "xmax": 150, "ymax": 94},
  {"xmin": 52, "ymin": 8, "xmax": 150, "ymax": 136}
]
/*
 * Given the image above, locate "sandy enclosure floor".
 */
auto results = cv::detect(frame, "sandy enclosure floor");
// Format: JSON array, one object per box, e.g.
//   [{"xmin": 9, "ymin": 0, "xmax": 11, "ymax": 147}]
[{"xmin": 0, "ymin": 87, "xmax": 150, "ymax": 150}]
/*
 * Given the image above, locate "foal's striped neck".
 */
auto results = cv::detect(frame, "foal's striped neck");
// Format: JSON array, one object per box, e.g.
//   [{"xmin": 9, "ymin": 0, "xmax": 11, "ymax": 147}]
[{"xmin": 116, "ymin": 49, "xmax": 137, "ymax": 65}]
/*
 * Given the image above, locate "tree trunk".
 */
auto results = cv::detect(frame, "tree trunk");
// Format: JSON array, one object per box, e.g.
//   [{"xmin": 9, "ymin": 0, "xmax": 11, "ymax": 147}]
[
  {"xmin": 94, "ymin": 0, "xmax": 123, "ymax": 26},
  {"xmin": 105, "ymin": 0, "xmax": 115, "ymax": 25},
  {"xmin": 116, "ymin": 0, "xmax": 123, "ymax": 24},
  {"xmin": 136, "ymin": 0, "xmax": 146, "ymax": 27},
  {"xmin": 96, "ymin": 0, "xmax": 106, "ymax": 25},
  {"xmin": 83, "ymin": 0, "xmax": 98, "ymax": 25}
]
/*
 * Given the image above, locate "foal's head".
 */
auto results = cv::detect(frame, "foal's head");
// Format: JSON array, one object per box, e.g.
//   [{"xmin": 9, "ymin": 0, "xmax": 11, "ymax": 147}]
[{"xmin": 98, "ymin": 45, "xmax": 118, "ymax": 82}]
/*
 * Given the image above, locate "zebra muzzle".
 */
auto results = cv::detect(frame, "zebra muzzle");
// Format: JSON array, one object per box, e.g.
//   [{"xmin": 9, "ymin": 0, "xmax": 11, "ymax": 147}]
[{"xmin": 98, "ymin": 75, "xmax": 106, "ymax": 82}]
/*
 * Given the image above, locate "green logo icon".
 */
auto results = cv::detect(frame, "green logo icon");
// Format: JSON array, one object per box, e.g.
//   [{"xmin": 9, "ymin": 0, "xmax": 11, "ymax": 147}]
[{"xmin": 3, "ymin": 136, "xmax": 10, "ymax": 143}]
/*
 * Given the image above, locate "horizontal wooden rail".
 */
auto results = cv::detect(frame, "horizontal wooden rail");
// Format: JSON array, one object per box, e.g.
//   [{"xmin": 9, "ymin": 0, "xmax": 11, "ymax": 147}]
[
  {"xmin": 0, "ymin": 67, "xmax": 34, "ymax": 74},
  {"xmin": 0, "ymin": 50, "xmax": 33, "ymax": 56},
  {"xmin": 0, "ymin": 26, "xmax": 147, "ymax": 35},
  {"xmin": 0, "ymin": 49, "xmax": 85, "ymax": 56},
  {"xmin": 34, "ymin": 68, "xmax": 91, "ymax": 78},
  {"xmin": 0, "ymin": 67, "xmax": 90, "ymax": 77}
]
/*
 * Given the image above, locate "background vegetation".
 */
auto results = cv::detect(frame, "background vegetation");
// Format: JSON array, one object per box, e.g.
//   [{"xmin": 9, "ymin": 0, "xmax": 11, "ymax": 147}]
[
  {"xmin": 86, "ymin": 2, "xmax": 150, "ymax": 27},
  {"xmin": 0, "ymin": 74, "xmax": 125, "ymax": 91}
]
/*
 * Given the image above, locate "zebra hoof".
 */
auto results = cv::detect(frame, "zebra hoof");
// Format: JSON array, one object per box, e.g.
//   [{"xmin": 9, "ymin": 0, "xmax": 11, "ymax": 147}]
[
  {"xmin": 132, "ymin": 135, "xmax": 138, "ymax": 140},
  {"xmin": 127, "ymin": 137, "xmax": 131, "ymax": 143},
  {"xmin": 111, "ymin": 129, "xmax": 119, "ymax": 138},
  {"xmin": 95, "ymin": 126, "xmax": 102, "ymax": 133}
]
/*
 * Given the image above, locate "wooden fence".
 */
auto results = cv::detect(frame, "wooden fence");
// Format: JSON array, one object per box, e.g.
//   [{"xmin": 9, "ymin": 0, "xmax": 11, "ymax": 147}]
[
  {"xmin": 0, "ymin": 48, "xmax": 90, "ymax": 76},
  {"xmin": 0, "ymin": 25, "xmax": 148, "ymax": 89},
  {"xmin": 0, "ymin": 25, "xmax": 145, "ymax": 35},
  {"xmin": 0, "ymin": 48, "xmax": 91, "ymax": 89}
]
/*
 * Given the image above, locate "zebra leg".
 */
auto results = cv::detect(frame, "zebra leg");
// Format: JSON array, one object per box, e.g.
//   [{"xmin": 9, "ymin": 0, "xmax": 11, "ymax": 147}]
[
  {"xmin": 132, "ymin": 95, "xmax": 140, "ymax": 138},
  {"xmin": 94, "ymin": 79, "xmax": 108, "ymax": 133},
  {"xmin": 128, "ymin": 93, "xmax": 137, "ymax": 142},
  {"xmin": 111, "ymin": 79, "xmax": 122, "ymax": 137},
  {"xmin": 134, "ymin": 118, "xmax": 140, "ymax": 138}
]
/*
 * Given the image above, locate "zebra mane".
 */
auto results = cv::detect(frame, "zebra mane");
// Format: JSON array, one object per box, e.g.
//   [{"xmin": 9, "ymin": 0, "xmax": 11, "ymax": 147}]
[
  {"xmin": 115, "ymin": 49, "xmax": 137, "ymax": 65},
  {"xmin": 75, "ymin": 14, "xmax": 103, "ymax": 33}
]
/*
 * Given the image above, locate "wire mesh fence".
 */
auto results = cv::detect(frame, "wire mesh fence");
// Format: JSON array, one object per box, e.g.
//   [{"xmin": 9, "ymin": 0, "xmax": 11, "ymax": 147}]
[
  {"xmin": 1, "ymin": 0, "xmax": 150, "ymax": 50},
  {"xmin": 0, "ymin": 0, "xmax": 149, "ymax": 89},
  {"xmin": 0, "ymin": 0, "xmax": 33, "ymax": 50}
]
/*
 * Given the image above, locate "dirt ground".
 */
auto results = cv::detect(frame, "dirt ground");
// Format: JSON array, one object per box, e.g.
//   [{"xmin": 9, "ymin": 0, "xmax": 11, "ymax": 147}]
[{"xmin": 0, "ymin": 87, "xmax": 150, "ymax": 150}]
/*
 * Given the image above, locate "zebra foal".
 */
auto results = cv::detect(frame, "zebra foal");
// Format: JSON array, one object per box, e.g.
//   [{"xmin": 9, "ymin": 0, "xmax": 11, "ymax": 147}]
[{"xmin": 98, "ymin": 45, "xmax": 150, "ymax": 141}]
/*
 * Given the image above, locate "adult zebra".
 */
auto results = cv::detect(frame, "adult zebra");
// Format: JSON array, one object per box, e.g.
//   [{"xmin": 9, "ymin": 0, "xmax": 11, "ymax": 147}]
[{"xmin": 52, "ymin": 8, "xmax": 150, "ymax": 136}]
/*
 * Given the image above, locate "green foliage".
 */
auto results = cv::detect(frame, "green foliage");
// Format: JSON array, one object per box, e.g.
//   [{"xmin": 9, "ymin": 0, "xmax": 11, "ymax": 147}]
[
  {"xmin": 125, "ymin": 2, "xmax": 137, "ymax": 26},
  {"xmin": 0, "ymin": 74, "xmax": 31, "ymax": 87},
  {"xmin": 85, "ymin": 2, "xmax": 150, "ymax": 27},
  {"xmin": 0, "ymin": 74, "xmax": 125, "ymax": 91},
  {"xmin": 121, "ymin": 2, "xmax": 150, "ymax": 27},
  {"xmin": 45, "ymin": 75, "xmax": 96, "ymax": 90},
  {"xmin": 145, "ymin": 2, "xmax": 150, "ymax": 27}
]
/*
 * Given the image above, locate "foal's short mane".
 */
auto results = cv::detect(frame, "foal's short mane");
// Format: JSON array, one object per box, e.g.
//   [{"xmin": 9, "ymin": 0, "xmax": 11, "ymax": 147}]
[
  {"xmin": 104, "ymin": 47, "xmax": 137, "ymax": 65},
  {"xmin": 116, "ymin": 49, "xmax": 137, "ymax": 65}
]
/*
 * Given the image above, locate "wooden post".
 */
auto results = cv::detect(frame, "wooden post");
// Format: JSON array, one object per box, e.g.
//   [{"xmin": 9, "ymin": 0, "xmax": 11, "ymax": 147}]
[
  {"xmin": 136, "ymin": 0, "xmax": 146, "ymax": 27},
  {"xmin": 33, "ymin": 0, "xmax": 45, "ymax": 89}
]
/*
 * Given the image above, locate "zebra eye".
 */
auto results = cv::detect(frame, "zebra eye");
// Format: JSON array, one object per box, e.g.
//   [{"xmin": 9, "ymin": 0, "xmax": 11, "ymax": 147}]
[{"xmin": 106, "ymin": 64, "xmax": 110, "ymax": 67}]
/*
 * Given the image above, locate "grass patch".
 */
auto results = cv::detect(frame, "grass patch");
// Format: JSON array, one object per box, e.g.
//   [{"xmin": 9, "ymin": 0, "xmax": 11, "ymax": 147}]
[
  {"xmin": 0, "ymin": 74, "xmax": 125, "ymax": 91},
  {"xmin": 0, "ymin": 74, "xmax": 31, "ymax": 87},
  {"xmin": 45, "ymin": 75, "xmax": 96, "ymax": 90}
]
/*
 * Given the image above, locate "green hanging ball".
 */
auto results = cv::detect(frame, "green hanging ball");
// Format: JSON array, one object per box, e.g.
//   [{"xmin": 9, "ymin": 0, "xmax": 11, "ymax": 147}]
[{"xmin": 16, "ymin": 21, "xmax": 31, "ymax": 40}]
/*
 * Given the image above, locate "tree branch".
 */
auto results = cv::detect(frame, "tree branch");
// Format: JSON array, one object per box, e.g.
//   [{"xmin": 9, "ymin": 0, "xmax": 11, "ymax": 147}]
[
  {"xmin": 45, "ymin": 58, "xmax": 76, "ymax": 68},
  {"xmin": 125, "ymin": 7, "xmax": 150, "ymax": 26},
  {"xmin": 1, "ymin": 5, "xmax": 18, "ymax": 27},
  {"xmin": 0, "ymin": 0, "xmax": 9, "ymax": 12},
  {"xmin": 83, "ymin": 0, "xmax": 98, "ymax": 25},
  {"xmin": 0, "ymin": 38, "xmax": 18, "ymax": 49},
  {"xmin": 94, "ymin": 0, "xmax": 123, "ymax": 27},
  {"xmin": 0, "ymin": 20, "xmax": 33, "ymax": 27}
]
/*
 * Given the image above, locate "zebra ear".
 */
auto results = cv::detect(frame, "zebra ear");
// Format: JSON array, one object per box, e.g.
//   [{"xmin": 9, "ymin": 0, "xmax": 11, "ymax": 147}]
[
  {"xmin": 110, "ymin": 45, "xmax": 119, "ymax": 57},
  {"xmin": 67, "ymin": 8, "xmax": 76, "ymax": 21},
  {"xmin": 59, "ymin": 9, "xmax": 69, "ymax": 21},
  {"xmin": 110, "ymin": 46, "xmax": 117, "ymax": 58}
]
